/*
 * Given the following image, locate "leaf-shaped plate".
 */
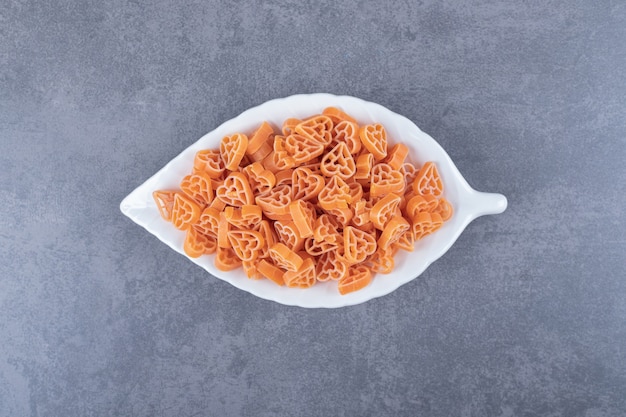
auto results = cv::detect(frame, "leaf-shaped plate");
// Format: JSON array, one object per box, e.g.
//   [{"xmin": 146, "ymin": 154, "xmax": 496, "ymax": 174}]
[{"xmin": 120, "ymin": 94, "xmax": 507, "ymax": 308}]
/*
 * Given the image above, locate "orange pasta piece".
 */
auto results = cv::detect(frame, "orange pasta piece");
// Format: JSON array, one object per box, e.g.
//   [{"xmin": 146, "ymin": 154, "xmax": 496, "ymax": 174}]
[
  {"xmin": 214, "ymin": 247, "xmax": 242, "ymax": 271},
  {"xmin": 247, "ymin": 121, "xmax": 275, "ymax": 155},
  {"xmin": 242, "ymin": 260, "xmax": 263, "ymax": 280},
  {"xmin": 366, "ymin": 247, "xmax": 395, "ymax": 274},
  {"xmin": 220, "ymin": 133, "xmax": 248, "ymax": 171},
  {"xmin": 378, "ymin": 217, "xmax": 410, "ymax": 250},
  {"xmin": 217, "ymin": 212, "xmax": 231, "ymax": 248},
  {"xmin": 317, "ymin": 176, "xmax": 351, "ymax": 211},
  {"xmin": 359, "ymin": 123, "xmax": 388, "ymax": 161},
  {"xmin": 370, "ymin": 163, "xmax": 404, "ymax": 197},
  {"xmin": 193, "ymin": 206, "xmax": 221, "ymax": 237},
  {"xmin": 249, "ymin": 140, "xmax": 273, "ymax": 163},
  {"xmin": 320, "ymin": 142, "xmax": 356, "ymax": 179},
  {"xmin": 183, "ymin": 227, "xmax": 218, "ymax": 258},
  {"xmin": 355, "ymin": 221, "xmax": 377, "ymax": 235},
  {"xmin": 292, "ymin": 167, "xmax": 325, "ymax": 201},
  {"xmin": 413, "ymin": 161, "xmax": 443, "ymax": 197},
  {"xmin": 255, "ymin": 184, "xmax": 292, "ymax": 219},
  {"xmin": 271, "ymin": 135, "xmax": 296, "ymax": 169},
  {"xmin": 257, "ymin": 259, "xmax": 285, "ymax": 286},
  {"xmin": 304, "ymin": 237, "xmax": 338, "ymax": 256},
  {"xmin": 351, "ymin": 199, "xmax": 371, "ymax": 229},
  {"xmin": 405, "ymin": 194, "xmax": 439, "ymax": 220},
  {"xmin": 209, "ymin": 174, "xmax": 225, "ymax": 193},
  {"xmin": 370, "ymin": 193, "xmax": 402, "ymax": 230},
  {"xmin": 261, "ymin": 150, "xmax": 291, "ymax": 173},
  {"xmin": 224, "ymin": 205, "xmax": 262, "ymax": 229},
  {"xmin": 253, "ymin": 219, "xmax": 276, "ymax": 259},
  {"xmin": 283, "ymin": 258, "xmax": 316, "ymax": 288},
  {"xmin": 330, "ymin": 120, "xmax": 361, "ymax": 155},
  {"xmin": 384, "ymin": 143, "xmax": 409, "ymax": 170},
  {"xmin": 194, "ymin": 149, "xmax": 225, "ymax": 179},
  {"xmin": 411, "ymin": 212, "xmax": 444, "ymax": 241},
  {"xmin": 342, "ymin": 226, "xmax": 377, "ymax": 264},
  {"xmin": 282, "ymin": 118, "xmax": 302, "ymax": 136},
  {"xmin": 429, "ymin": 212, "xmax": 444, "ymax": 233},
  {"xmin": 398, "ymin": 190, "xmax": 411, "ymax": 212},
  {"xmin": 316, "ymin": 251, "xmax": 348, "ymax": 282},
  {"xmin": 338, "ymin": 265, "xmax": 373, "ymax": 295},
  {"xmin": 274, "ymin": 169, "xmax": 293, "ymax": 186},
  {"xmin": 242, "ymin": 162, "xmax": 276, "ymax": 195},
  {"xmin": 228, "ymin": 230, "xmax": 265, "ymax": 262},
  {"xmin": 299, "ymin": 158, "xmax": 323, "ymax": 176},
  {"xmin": 284, "ymin": 133, "xmax": 326, "ymax": 165},
  {"xmin": 310, "ymin": 219, "xmax": 341, "ymax": 252},
  {"xmin": 322, "ymin": 106, "xmax": 358, "ymax": 125},
  {"xmin": 180, "ymin": 172, "xmax": 213, "ymax": 207},
  {"xmin": 209, "ymin": 196, "xmax": 227, "ymax": 211},
  {"xmin": 215, "ymin": 172, "xmax": 254, "ymax": 206},
  {"xmin": 433, "ymin": 197, "xmax": 454, "ymax": 221},
  {"xmin": 289, "ymin": 200, "xmax": 316, "ymax": 239},
  {"xmin": 347, "ymin": 181, "xmax": 363, "ymax": 204},
  {"xmin": 324, "ymin": 210, "xmax": 341, "ymax": 228},
  {"xmin": 274, "ymin": 220, "xmax": 305, "ymax": 252},
  {"xmin": 400, "ymin": 162, "xmax": 419, "ymax": 191},
  {"xmin": 393, "ymin": 230, "xmax": 415, "ymax": 252},
  {"xmin": 295, "ymin": 115, "xmax": 333, "ymax": 145},
  {"xmin": 239, "ymin": 153, "xmax": 253, "ymax": 168},
  {"xmin": 171, "ymin": 193, "xmax": 201, "ymax": 230},
  {"xmin": 326, "ymin": 206, "xmax": 354, "ymax": 226},
  {"xmin": 268, "ymin": 243, "xmax": 303, "ymax": 272},
  {"xmin": 297, "ymin": 250, "xmax": 314, "ymax": 262},
  {"xmin": 354, "ymin": 153, "xmax": 373, "ymax": 181},
  {"xmin": 312, "ymin": 214, "xmax": 340, "ymax": 243},
  {"xmin": 153, "ymin": 190, "xmax": 178, "ymax": 221}
]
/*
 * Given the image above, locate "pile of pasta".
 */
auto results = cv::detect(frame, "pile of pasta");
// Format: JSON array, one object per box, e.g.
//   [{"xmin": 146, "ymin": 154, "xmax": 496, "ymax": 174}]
[{"xmin": 153, "ymin": 107, "xmax": 453, "ymax": 295}]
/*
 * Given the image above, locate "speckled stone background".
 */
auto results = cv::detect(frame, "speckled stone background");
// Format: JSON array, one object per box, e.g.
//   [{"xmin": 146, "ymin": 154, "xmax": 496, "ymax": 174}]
[{"xmin": 1, "ymin": 0, "xmax": 625, "ymax": 416}]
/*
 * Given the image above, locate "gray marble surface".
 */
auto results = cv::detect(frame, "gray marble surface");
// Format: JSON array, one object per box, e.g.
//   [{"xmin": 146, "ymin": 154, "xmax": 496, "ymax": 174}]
[{"xmin": 1, "ymin": 1, "xmax": 625, "ymax": 416}]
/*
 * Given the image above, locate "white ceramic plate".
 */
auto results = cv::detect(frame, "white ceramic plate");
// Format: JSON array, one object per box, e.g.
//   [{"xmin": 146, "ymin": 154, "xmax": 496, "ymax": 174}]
[{"xmin": 120, "ymin": 93, "xmax": 507, "ymax": 308}]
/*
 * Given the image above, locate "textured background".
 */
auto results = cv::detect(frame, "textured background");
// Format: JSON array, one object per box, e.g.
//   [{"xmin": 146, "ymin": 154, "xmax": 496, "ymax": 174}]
[{"xmin": 1, "ymin": 0, "xmax": 625, "ymax": 416}]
